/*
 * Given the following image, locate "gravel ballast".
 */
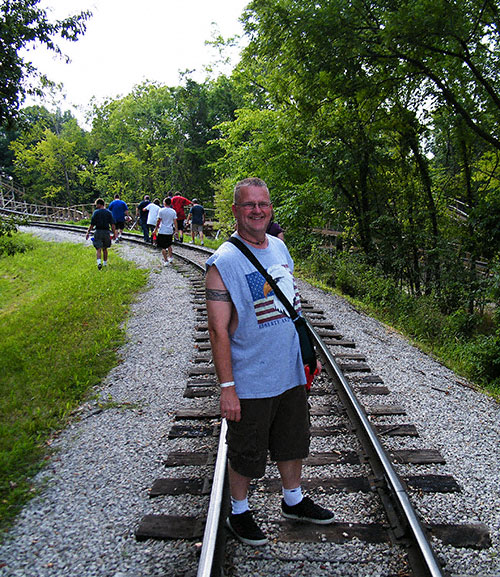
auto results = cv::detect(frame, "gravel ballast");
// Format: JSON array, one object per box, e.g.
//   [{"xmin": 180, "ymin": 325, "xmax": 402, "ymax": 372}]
[{"xmin": 0, "ymin": 228, "xmax": 498, "ymax": 577}]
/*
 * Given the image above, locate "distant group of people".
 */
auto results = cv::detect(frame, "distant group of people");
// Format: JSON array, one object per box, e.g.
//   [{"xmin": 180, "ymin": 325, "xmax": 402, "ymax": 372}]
[
  {"xmin": 86, "ymin": 188, "xmax": 287, "ymax": 272},
  {"xmin": 86, "ymin": 191, "xmax": 207, "ymax": 269}
]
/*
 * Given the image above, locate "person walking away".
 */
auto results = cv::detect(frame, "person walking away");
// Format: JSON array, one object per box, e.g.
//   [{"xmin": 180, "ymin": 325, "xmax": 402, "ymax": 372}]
[
  {"xmin": 108, "ymin": 194, "xmax": 129, "ymax": 242},
  {"xmin": 86, "ymin": 198, "xmax": 116, "ymax": 270},
  {"xmin": 186, "ymin": 198, "xmax": 205, "ymax": 245},
  {"xmin": 136, "ymin": 194, "xmax": 150, "ymax": 242},
  {"xmin": 171, "ymin": 192, "xmax": 192, "ymax": 243},
  {"xmin": 205, "ymin": 177, "xmax": 332, "ymax": 547},
  {"xmin": 145, "ymin": 198, "xmax": 161, "ymax": 246},
  {"xmin": 266, "ymin": 211, "xmax": 285, "ymax": 241},
  {"xmin": 154, "ymin": 197, "xmax": 177, "ymax": 266}
]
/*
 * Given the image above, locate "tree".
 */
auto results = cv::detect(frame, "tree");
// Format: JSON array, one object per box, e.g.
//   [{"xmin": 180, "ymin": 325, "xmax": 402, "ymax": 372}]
[
  {"xmin": 10, "ymin": 107, "xmax": 91, "ymax": 204},
  {"xmin": 243, "ymin": 0, "xmax": 500, "ymax": 149},
  {"xmin": 0, "ymin": 0, "xmax": 91, "ymax": 127},
  {"xmin": 90, "ymin": 78, "xmax": 242, "ymax": 202}
]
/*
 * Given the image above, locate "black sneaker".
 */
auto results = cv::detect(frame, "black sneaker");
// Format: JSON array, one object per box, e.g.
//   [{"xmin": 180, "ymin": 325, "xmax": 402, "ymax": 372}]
[
  {"xmin": 281, "ymin": 496, "xmax": 334, "ymax": 525},
  {"xmin": 97, "ymin": 263, "xmax": 102, "ymax": 270},
  {"xmin": 226, "ymin": 510, "xmax": 268, "ymax": 546}
]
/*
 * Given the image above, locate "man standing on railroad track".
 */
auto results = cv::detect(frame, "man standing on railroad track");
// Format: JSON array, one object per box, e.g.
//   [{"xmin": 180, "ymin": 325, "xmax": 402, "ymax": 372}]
[
  {"xmin": 186, "ymin": 198, "xmax": 205, "ymax": 245},
  {"xmin": 154, "ymin": 197, "xmax": 177, "ymax": 266},
  {"xmin": 205, "ymin": 177, "xmax": 333, "ymax": 547},
  {"xmin": 145, "ymin": 198, "xmax": 161, "ymax": 246},
  {"xmin": 136, "ymin": 194, "xmax": 150, "ymax": 243}
]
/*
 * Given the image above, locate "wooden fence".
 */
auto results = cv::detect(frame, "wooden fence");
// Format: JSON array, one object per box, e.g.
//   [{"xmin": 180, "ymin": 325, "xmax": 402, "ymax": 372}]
[{"xmin": 0, "ymin": 176, "xmax": 92, "ymax": 222}]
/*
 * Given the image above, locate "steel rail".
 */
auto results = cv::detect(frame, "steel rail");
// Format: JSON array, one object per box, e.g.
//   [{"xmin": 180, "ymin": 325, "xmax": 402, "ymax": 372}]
[
  {"xmin": 307, "ymin": 316, "xmax": 444, "ymax": 577},
  {"xmin": 160, "ymin": 246, "xmax": 227, "ymax": 577},
  {"xmin": 25, "ymin": 220, "xmax": 216, "ymax": 256},
  {"xmin": 196, "ymin": 419, "xmax": 228, "ymax": 577}
]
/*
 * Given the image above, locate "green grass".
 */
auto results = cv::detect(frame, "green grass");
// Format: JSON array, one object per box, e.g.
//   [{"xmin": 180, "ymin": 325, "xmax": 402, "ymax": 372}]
[
  {"xmin": 0, "ymin": 233, "xmax": 148, "ymax": 531},
  {"xmin": 184, "ymin": 235, "xmax": 224, "ymax": 250}
]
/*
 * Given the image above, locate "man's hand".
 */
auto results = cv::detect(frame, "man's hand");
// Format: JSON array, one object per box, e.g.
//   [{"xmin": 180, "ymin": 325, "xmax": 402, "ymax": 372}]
[
  {"xmin": 304, "ymin": 360, "xmax": 322, "ymax": 391},
  {"xmin": 221, "ymin": 386, "xmax": 241, "ymax": 422}
]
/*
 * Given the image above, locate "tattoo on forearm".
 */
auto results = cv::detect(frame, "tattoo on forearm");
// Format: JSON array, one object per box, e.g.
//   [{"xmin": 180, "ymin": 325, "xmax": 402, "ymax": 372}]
[{"xmin": 206, "ymin": 288, "xmax": 232, "ymax": 302}]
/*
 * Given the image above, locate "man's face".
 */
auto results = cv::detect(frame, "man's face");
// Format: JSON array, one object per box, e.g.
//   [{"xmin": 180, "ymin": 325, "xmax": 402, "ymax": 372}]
[{"xmin": 232, "ymin": 185, "xmax": 273, "ymax": 237}]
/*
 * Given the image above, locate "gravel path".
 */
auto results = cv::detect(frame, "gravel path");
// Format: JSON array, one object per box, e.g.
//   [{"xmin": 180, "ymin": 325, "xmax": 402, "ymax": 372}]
[{"xmin": 0, "ymin": 228, "xmax": 499, "ymax": 577}]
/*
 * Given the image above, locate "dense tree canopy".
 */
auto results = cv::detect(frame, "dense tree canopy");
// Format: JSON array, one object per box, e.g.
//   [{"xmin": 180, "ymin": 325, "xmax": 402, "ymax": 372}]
[
  {"xmin": 5, "ymin": 77, "xmax": 243, "ymax": 206},
  {"xmin": 0, "ymin": 0, "xmax": 91, "ymax": 126},
  {"xmin": 205, "ymin": 0, "xmax": 500, "ymax": 305}
]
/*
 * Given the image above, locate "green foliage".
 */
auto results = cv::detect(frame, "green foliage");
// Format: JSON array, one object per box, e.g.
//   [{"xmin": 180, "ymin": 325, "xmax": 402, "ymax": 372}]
[
  {"xmin": 439, "ymin": 334, "xmax": 500, "ymax": 392},
  {"xmin": 8, "ymin": 107, "xmax": 95, "ymax": 204},
  {"xmin": 297, "ymin": 249, "xmax": 500, "ymax": 394},
  {"xmin": 441, "ymin": 310, "xmax": 482, "ymax": 341},
  {"xmin": 0, "ymin": 233, "xmax": 31, "ymax": 257},
  {"xmin": 212, "ymin": 177, "xmax": 236, "ymax": 235},
  {"xmin": 0, "ymin": 1, "xmax": 91, "ymax": 126},
  {"xmin": 5, "ymin": 75, "xmax": 243, "ymax": 204},
  {"xmin": 0, "ymin": 217, "xmax": 30, "ymax": 256},
  {"xmin": 0, "ymin": 235, "xmax": 147, "ymax": 529},
  {"xmin": 0, "ymin": 215, "xmax": 20, "ymax": 237},
  {"xmin": 11, "ymin": 115, "xmax": 91, "ymax": 205},
  {"xmin": 242, "ymin": 0, "xmax": 500, "ymax": 149},
  {"xmin": 90, "ymin": 78, "xmax": 243, "ymax": 203}
]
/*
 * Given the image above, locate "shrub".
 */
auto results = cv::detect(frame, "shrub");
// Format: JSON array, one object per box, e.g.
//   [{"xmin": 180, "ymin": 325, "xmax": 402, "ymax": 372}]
[
  {"xmin": 0, "ymin": 234, "xmax": 31, "ymax": 256},
  {"xmin": 0, "ymin": 217, "xmax": 31, "ymax": 256},
  {"xmin": 293, "ymin": 248, "xmax": 499, "ymax": 396},
  {"xmin": 442, "ymin": 309, "xmax": 482, "ymax": 340}
]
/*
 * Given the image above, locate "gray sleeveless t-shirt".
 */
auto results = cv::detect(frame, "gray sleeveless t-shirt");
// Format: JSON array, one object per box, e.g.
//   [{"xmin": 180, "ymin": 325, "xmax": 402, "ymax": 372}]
[{"xmin": 206, "ymin": 234, "xmax": 306, "ymax": 399}]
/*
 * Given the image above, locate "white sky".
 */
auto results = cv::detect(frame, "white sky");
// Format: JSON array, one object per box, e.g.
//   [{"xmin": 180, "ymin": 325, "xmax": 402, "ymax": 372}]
[{"xmin": 24, "ymin": 0, "xmax": 249, "ymax": 125}]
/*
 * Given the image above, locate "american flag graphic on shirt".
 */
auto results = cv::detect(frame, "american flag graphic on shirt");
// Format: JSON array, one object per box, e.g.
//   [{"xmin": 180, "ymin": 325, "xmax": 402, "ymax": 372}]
[{"xmin": 245, "ymin": 264, "xmax": 301, "ymax": 326}]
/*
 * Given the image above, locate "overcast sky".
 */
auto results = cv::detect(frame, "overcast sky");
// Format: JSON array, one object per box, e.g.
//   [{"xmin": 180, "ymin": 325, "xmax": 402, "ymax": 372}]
[{"xmin": 24, "ymin": 0, "xmax": 249, "ymax": 124}]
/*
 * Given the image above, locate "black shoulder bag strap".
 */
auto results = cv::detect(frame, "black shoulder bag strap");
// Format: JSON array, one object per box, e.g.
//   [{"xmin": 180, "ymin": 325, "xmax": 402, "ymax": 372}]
[
  {"xmin": 226, "ymin": 236, "xmax": 317, "ymax": 371},
  {"xmin": 226, "ymin": 236, "xmax": 299, "ymax": 321}
]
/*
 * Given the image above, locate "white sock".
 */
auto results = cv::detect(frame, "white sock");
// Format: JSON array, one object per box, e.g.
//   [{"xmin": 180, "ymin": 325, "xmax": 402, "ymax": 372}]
[
  {"xmin": 283, "ymin": 486, "xmax": 303, "ymax": 507},
  {"xmin": 231, "ymin": 497, "xmax": 249, "ymax": 515},
  {"xmin": 103, "ymin": 261, "xmax": 107, "ymax": 266},
  {"xmin": 97, "ymin": 258, "xmax": 101, "ymax": 265}
]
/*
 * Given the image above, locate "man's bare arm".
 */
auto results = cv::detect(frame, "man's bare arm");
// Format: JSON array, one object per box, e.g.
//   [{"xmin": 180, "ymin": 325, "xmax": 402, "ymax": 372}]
[
  {"xmin": 205, "ymin": 265, "xmax": 241, "ymax": 421},
  {"xmin": 206, "ymin": 288, "xmax": 232, "ymax": 302}
]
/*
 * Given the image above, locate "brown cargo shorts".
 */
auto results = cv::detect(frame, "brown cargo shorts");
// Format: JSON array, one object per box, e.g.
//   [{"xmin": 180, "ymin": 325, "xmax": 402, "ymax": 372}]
[{"xmin": 226, "ymin": 385, "xmax": 310, "ymax": 479}]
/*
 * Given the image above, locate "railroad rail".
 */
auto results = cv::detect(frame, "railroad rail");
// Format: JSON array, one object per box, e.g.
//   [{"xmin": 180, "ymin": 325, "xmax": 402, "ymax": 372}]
[{"xmin": 23, "ymin": 221, "xmax": 491, "ymax": 576}]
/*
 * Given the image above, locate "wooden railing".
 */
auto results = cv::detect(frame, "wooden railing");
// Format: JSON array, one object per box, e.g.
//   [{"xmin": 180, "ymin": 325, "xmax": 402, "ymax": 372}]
[{"xmin": 0, "ymin": 176, "xmax": 92, "ymax": 222}]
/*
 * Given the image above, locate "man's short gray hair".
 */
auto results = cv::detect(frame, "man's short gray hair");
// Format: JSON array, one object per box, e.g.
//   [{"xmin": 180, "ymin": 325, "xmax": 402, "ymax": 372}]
[{"xmin": 234, "ymin": 178, "xmax": 268, "ymax": 203}]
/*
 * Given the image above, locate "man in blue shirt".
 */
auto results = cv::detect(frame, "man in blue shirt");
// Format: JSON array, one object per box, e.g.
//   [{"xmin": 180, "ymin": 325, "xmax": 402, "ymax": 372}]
[
  {"xmin": 205, "ymin": 178, "xmax": 332, "ymax": 547},
  {"xmin": 186, "ymin": 198, "xmax": 205, "ymax": 245},
  {"xmin": 108, "ymin": 194, "xmax": 129, "ymax": 242}
]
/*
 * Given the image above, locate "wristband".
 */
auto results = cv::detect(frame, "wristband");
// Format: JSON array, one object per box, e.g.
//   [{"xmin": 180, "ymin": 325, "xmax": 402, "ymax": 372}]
[{"xmin": 220, "ymin": 381, "xmax": 235, "ymax": 388}]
